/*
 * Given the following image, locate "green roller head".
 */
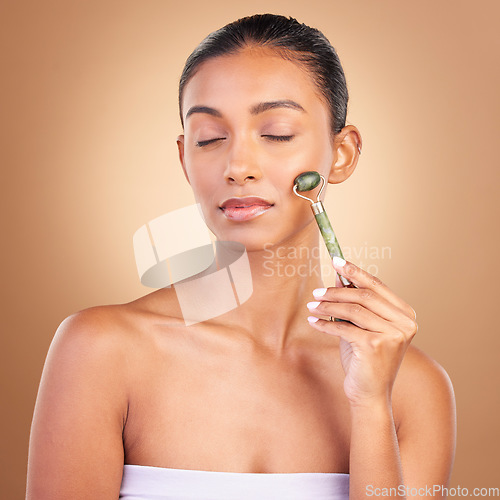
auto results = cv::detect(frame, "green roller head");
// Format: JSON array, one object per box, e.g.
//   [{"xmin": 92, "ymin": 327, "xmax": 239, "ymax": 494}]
[{"xmin": 293, "ymin": 171, "xmax": 321, "ymax": 192}]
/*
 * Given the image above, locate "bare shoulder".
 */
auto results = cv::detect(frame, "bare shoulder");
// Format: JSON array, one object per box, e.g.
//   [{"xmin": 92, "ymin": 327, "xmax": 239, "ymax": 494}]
[
  {"xmin": 393, "ymin": 344, "xmax": 456, "ymax": 441},
  {"xmin": 45, "ymin": 304, "xmax": 139, "ymax": 382},
  {"xmin": 53, "ymin": 285, "xmax": 180, "ymax": 353},
  {"xmin": 395, "ymin": 344, "xmax": 455, "ymax": 404},
  {"xmin": 45, "ymin": 291, "xmax": 177, "ymax": 383},
  {"xmin": 55, "ymin": 303, "xmax": 135, "ymax": 347}
]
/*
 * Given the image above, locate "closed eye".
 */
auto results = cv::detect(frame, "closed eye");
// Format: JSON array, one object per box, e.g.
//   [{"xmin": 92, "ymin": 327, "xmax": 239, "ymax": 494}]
[
  {"xmin": 262, "ymin": 135, "xmax": 294, "ymax": 142},
  {"xmin": 196, "ymin": 135, "xmax": 294, "ymax": 147},
  {"xmin": 196, "ymin": 138, "xmax": 226, "ymax": 147}
]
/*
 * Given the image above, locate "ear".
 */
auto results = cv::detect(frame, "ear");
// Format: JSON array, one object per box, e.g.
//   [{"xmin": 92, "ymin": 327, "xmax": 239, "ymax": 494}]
[
  {"xmin": 176, "ymin": 134, "xmax": 190, "ymax": 185},
  {"xmin": 328, "ymin": 125, "xmax": 362, "ymax": 184}
]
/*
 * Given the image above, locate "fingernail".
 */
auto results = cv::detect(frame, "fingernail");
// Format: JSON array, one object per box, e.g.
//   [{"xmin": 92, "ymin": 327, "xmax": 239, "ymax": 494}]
[
  {"xmin": 313, "ymin": 288, "xmax": 327, "ymax": 297},
  {"xmin": 307, "ymin": 301, "xmax": 321, "ymax": 310},
  {"xmin": 307, "ymin": 316, "xmax": 319, "ymax": 323},
  {"xmin": 333, "ymin": 256, "xmax": 346, "ymax": 267}
]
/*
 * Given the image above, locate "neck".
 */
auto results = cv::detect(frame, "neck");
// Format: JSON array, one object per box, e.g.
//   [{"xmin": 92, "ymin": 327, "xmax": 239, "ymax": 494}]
[{"xmin": 209, "ymin": 223, "xmax": 327, "ymax": 354}]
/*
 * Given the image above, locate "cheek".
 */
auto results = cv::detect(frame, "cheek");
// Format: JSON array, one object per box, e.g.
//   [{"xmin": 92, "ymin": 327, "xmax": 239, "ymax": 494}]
[
  {"xmin": 304, "ymin": 133, "xmax": 335, "ymax": 169},
  {"xmin": 185, "ymin": 166, "xmax": 218, "ymax": 204},
  {"xmin": 267, "ymin": 136, "xmax": 334, "ymax": 189}
]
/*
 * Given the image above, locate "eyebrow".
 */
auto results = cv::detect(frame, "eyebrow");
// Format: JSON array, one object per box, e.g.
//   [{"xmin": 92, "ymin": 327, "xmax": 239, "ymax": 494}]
[{"xmin": 185, "ymin": 100, "xmax": 306, "ymax": 120}]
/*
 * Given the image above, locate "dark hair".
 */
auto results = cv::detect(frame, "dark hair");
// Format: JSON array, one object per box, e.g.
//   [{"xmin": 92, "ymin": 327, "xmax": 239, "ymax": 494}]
[{"xmin": 178, "ymin": 14, "xmax": 348, "ymax": 135}]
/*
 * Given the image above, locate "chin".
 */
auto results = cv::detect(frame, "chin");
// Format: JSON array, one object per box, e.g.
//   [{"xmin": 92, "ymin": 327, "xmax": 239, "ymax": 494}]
[{"xmin": 211, "ymin": 228, "xmax": 277, "ymax": 253}]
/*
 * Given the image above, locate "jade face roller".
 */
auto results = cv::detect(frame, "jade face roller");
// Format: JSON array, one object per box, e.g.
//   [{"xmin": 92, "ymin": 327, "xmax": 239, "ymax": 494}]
[{"xmin": 293, "ymin": 171, "xmax": 356, "ymax": 289}]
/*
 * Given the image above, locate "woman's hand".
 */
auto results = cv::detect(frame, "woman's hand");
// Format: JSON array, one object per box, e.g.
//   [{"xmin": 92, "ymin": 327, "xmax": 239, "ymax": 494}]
[{"xmin": 307, "ymin": 256, "xmax": 418, "ymax": 408}]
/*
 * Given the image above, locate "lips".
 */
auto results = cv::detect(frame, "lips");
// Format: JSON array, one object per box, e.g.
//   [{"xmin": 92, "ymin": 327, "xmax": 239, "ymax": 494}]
[
  {"xmin": 220, "ymin": 197, "xmax": 273, "ymax": 209},
  {"xmin": 219, "ymin": 197, "xmax": 274, "ymax": 222}
]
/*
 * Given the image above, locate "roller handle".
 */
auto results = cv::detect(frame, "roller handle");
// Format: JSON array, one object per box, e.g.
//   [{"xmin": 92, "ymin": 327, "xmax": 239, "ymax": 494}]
[{"xmin": 312, "ymin": 206, "xmax": 357, "ymax": 324}]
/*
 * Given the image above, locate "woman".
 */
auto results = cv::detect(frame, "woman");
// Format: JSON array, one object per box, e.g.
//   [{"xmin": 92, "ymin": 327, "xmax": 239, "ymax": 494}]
[{"xmin": 26, "ymin": 14, "xmax": 456, "ymax": 499}]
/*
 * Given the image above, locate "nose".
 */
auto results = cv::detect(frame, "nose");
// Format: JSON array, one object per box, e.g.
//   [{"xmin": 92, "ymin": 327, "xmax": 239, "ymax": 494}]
[{"xmin": 224, "ymin": 135, "xmax": 262, "ymax": 185}]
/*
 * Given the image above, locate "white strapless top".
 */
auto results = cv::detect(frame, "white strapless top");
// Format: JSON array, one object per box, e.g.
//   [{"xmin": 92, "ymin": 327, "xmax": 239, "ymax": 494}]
[{"xmin": 119, "ymin": 464, "xmax": 349, "ymax": 500}]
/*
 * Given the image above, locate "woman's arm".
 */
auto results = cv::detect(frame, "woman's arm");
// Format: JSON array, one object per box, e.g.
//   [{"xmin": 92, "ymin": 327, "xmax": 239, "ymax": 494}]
[
  {"xmin": 307, "ymin": 258, "xmax": 456, "ymax": 499},
  {"xmin": 395, "ymin": 346, "xmax": 456, "ymax": 497},
  {"xmin": 26, "ymin": 307, "xmax": 129, "ymax": 499},
  {"xmin": 349, "ymin": 346, "xmax": 456, "ymax": 499}
]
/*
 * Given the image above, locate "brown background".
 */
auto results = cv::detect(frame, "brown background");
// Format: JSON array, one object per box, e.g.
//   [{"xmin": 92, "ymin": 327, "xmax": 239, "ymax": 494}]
[{"xmin": 1, "ymin": 0, "xmax": 499, "ymax": 497}]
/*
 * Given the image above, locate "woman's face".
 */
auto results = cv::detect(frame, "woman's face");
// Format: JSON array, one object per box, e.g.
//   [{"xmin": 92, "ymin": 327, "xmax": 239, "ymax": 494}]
[{"xmin": 177, "ymin": 48, "xmax": 340, "ymax": 252}]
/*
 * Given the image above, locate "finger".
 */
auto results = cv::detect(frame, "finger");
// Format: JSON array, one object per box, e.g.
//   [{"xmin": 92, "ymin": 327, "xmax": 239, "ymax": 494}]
[
  {"xmin": 312, "ymin": 286, "xmax": 415, "ymax": 331},
  {"xmin": 307, "ymin": 300, "xmax": 400, "ymax": 334},
  {"xmin": 332, "ymin": 257, "xmax": 415, "ymax": 319},
  {"xmin": 307, "ymin": 315, "xmax": 374, "ymax": 343}
]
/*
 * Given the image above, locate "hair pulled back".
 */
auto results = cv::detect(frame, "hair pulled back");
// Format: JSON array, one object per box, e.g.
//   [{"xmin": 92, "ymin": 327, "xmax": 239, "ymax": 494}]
[{"xmin": 179, "ymin": 14, "xmax": 348, "ymax": 135}]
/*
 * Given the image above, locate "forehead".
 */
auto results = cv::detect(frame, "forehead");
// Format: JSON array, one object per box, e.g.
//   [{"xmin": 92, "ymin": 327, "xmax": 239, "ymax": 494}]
[{"xmin": 182, "ymin": 48, "xmax": 327, "ymax": 119}]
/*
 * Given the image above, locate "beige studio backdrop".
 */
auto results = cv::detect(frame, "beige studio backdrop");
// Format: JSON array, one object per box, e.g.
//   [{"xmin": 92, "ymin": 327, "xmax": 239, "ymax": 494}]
[{"xmin": 1, "ymin": 0, "xmax": 499, "ymax": 497}]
